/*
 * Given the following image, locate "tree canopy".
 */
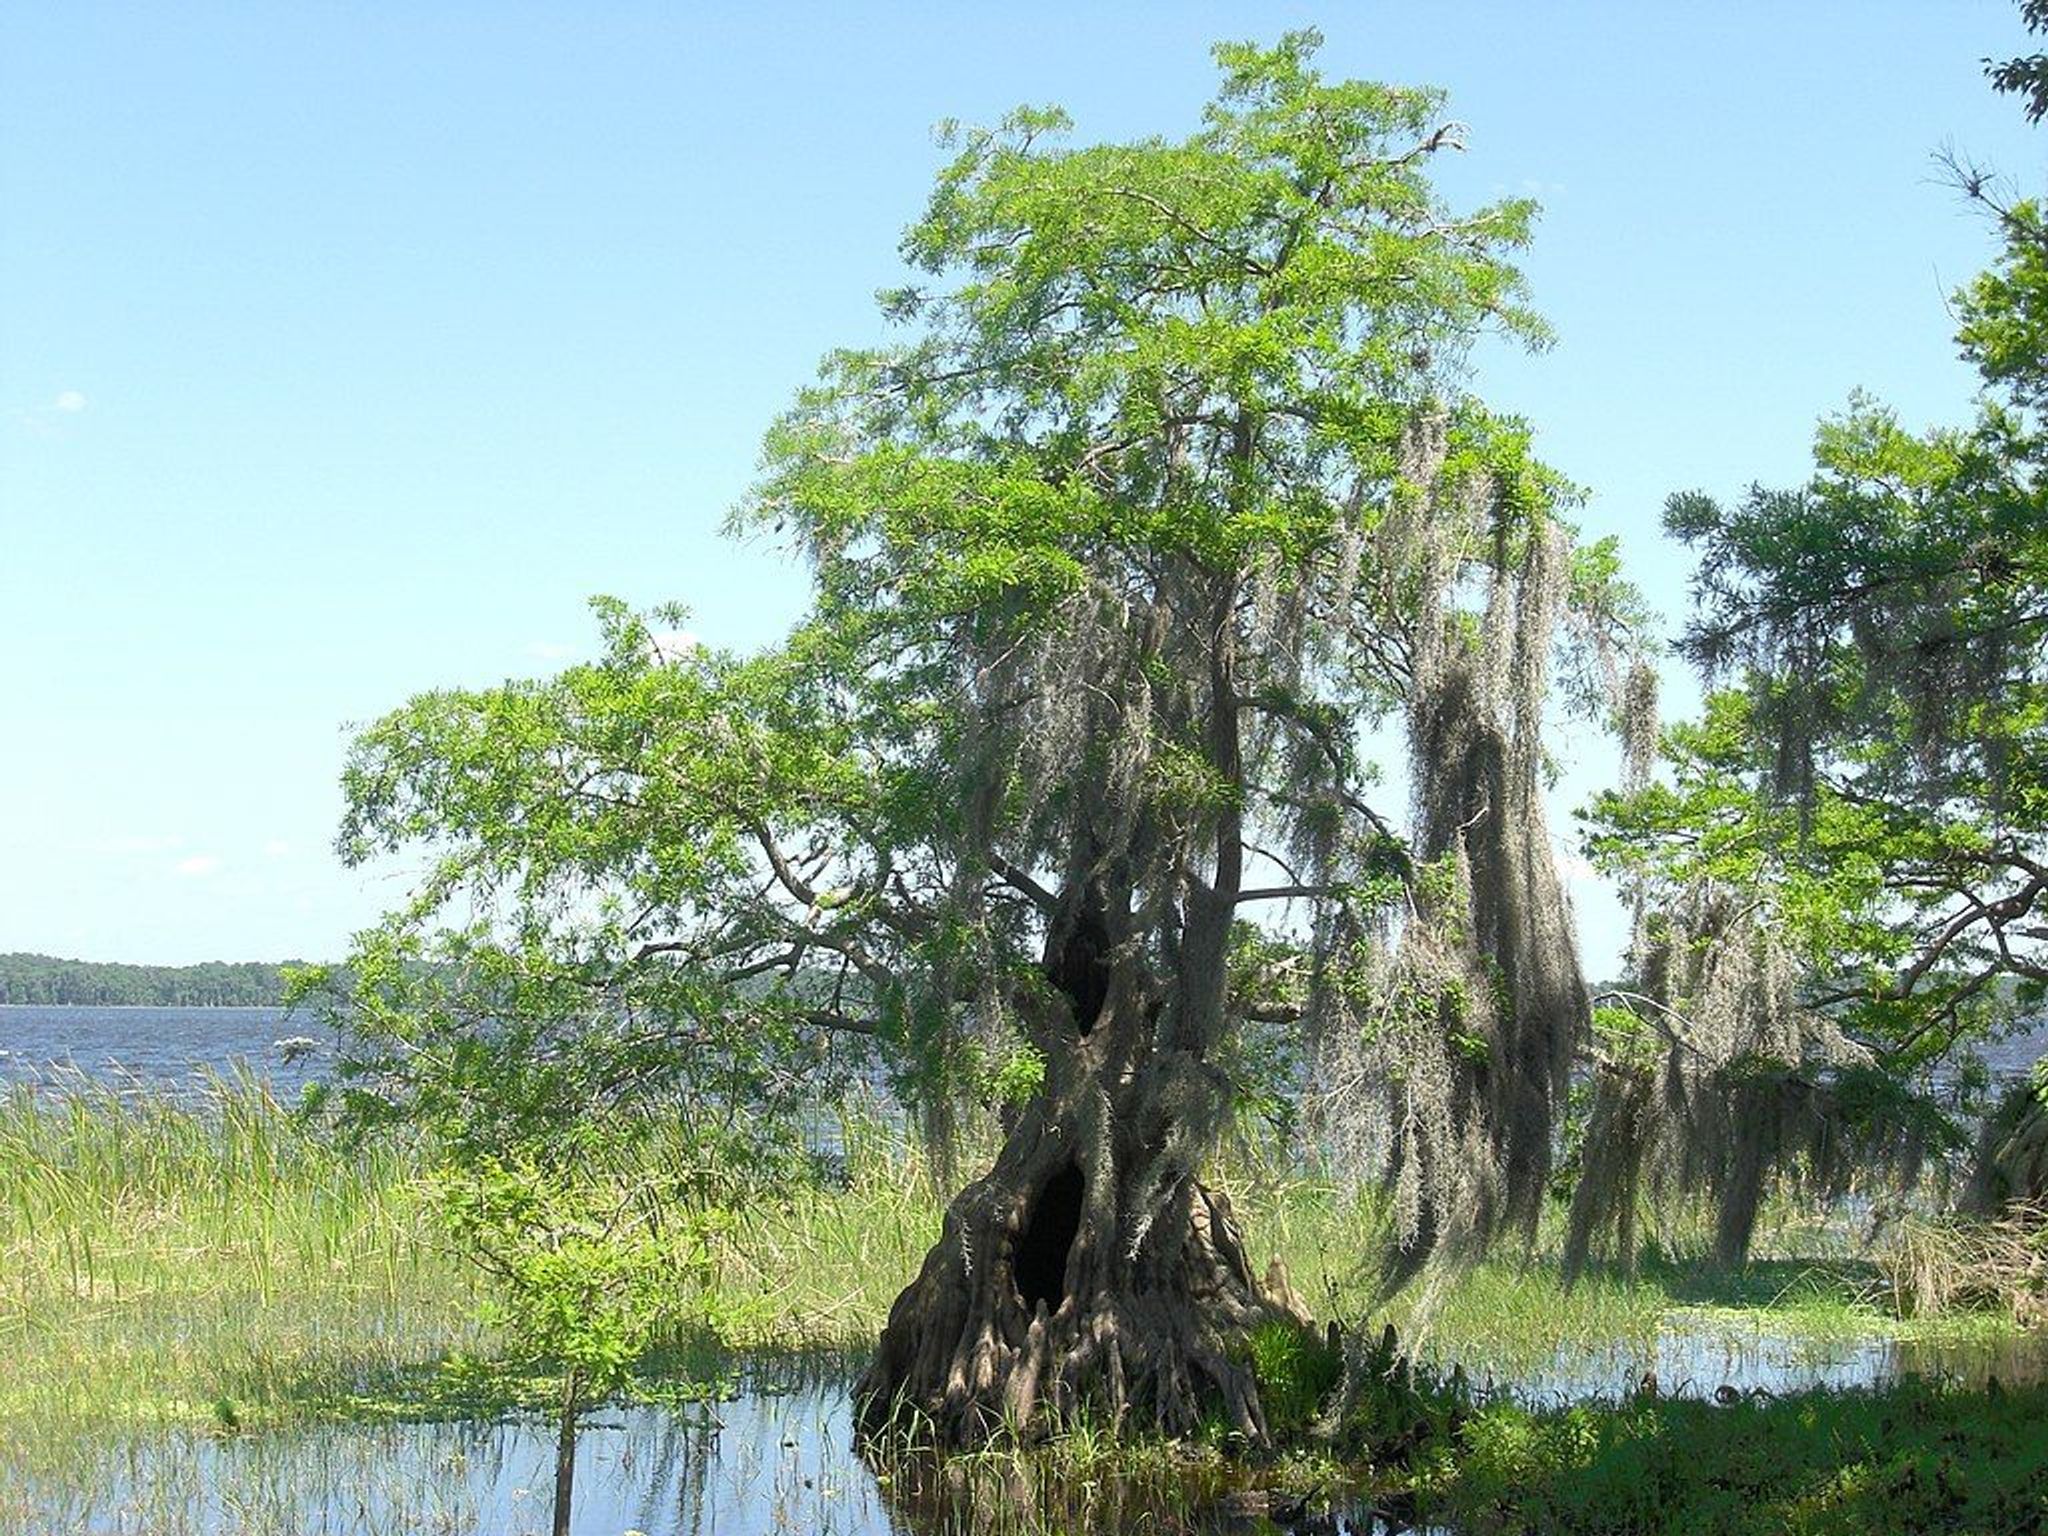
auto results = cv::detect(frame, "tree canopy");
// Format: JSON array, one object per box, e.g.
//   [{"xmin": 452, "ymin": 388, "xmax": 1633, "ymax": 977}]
[
  {"xmin": 1568, "ymin": 8, "xmax": 2048, "ymax": 1262},
  {"xmin": 307, "ymin": 32, "xmax": 1650, "ymax": 1441}
]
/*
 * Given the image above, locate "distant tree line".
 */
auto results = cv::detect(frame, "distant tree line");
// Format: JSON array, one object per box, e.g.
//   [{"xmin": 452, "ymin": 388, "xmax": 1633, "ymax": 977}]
[{"xmin": 0, "ymin": 953, "xmax": 302, "ymax": 1007}]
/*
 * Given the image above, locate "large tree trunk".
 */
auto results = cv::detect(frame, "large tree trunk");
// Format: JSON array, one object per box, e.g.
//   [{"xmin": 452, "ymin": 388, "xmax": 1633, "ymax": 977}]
[
  {"xmin": 855, "ymin": 963, "xmax": 1304, "ymax": 1447},
  {"xmin": 859, "ymin": 567, "xmax": 1297, "ymax": 1446}
]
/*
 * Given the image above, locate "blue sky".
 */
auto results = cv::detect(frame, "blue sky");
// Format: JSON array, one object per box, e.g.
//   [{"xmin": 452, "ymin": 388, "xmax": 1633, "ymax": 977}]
[{"xmin": 1, "ymin": 2, "xmax": 2039, "ymax": 972}]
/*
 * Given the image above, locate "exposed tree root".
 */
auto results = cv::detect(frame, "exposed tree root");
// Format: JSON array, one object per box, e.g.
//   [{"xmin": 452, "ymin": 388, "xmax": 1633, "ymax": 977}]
[{"xmin": 856, "ymin": 1049, "xmax": 1308, "ymax": 1448}]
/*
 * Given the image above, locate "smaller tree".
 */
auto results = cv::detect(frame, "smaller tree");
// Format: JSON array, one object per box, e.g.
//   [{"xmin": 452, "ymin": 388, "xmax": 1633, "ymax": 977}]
[
  {"xmin": 289, "ymin": 942, "xmax": 762, "ymax": 1535},
  {"xmin": 1595, "ymin": 23, "xmax": 2048, "ymax": 1251},
  {"xmin": 433, "ymin": 1148, "xmax": 714, "ymax": 1536},
  {"xmin": 1656, "ymin": 8, "xmax": 2048, "ymax": 1058},
  {"xmin": 1574, "ymin": 693, "xmax": 1960, "ymax": 1271}
]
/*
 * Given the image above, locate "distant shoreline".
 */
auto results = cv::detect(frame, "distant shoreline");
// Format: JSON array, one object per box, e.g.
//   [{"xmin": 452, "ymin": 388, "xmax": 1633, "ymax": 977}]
[
  {"xmin": 0, "ymin": 1002, "xmax": 286, "ymax": 1010},
  {"xmin": 0, "ymin": 953, "xmax": 306, "ymax": 1009}
]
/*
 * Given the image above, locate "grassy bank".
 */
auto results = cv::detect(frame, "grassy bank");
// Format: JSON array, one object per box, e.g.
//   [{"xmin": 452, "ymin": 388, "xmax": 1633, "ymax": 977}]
[
  {"xmin": 0, "ymin": 1079, "xmax": 2025, "ymax": 1432},
  {"xmin": 1413, "ymin": 1377, "xmax": 2048, "ymax": 1534},
  {"xmin": 2, "ymin": 1078, "xmax": 2041, "ymax": 1532}
]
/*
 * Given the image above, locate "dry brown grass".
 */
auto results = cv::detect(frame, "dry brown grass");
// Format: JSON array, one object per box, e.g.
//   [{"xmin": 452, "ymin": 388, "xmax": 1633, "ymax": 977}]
[{"xmin": 1882, "ymin": 1201, "xmax": 2048, "ymax": 1326}]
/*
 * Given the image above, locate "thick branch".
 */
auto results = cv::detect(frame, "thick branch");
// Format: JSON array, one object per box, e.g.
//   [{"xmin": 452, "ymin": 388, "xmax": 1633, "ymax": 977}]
[
  {"xmin": 1234, "ymin": 884, "xmax": 1342, "ymax": 905},
  {"xmin": 987, "ymin": 853, "xmax": 1058, "ymax": 914}
]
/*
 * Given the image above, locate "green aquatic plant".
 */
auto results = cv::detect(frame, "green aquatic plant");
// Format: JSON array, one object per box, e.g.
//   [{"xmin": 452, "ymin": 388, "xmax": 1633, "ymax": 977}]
[
  {"xmin": 1243, "ymin": 1316, "xmax": 1344, "ymax": 1440},
  {"xmin": 1416, "ymin": 1377, "xmax": 2048, "ymax": 1535}
]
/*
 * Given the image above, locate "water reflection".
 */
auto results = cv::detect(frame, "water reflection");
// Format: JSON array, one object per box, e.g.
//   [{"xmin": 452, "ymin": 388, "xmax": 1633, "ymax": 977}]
[
  {"xmin": 1505, "ymin": 1313, "xmax": 2048, "ymax": 1405},
  {"xmin": 9, "ymin": 1368, "xmax": 1418, "ymax": 1536},
  {"xmin": 11, "ymin": 1321, "xmax": 2047, "ymax": 1536}
]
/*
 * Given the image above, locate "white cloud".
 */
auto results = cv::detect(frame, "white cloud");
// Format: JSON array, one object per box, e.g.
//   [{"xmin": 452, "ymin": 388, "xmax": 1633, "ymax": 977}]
[
  {"xmin": 262, "ymin": 839, "xmax": 292, "ymax": 858},
  {"xmin": 1554, "ymin": 850, "xmax": 1599, "ymax": 884},
  {"xmin": 88, "ymin": 832, "xmax": 184, "ymax": 855},
  {"xmin": 53, "ymin": 390, "xmax": 87, "ymax": 413},
  {"xmin": 645, "ymin": 628, "xmax": 700, "ymax": 664},
  {"xmin": 174, "ymin": 854, "xmax": 222, "ymax": 877},
  {"xmin": 525, "ymin": 641, "xmax": 577, "ymax": 661}
]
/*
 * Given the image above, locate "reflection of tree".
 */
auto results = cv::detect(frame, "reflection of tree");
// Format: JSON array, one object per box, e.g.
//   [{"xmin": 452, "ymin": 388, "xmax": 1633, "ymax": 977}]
[
  {"xmin": 665, "ymin": 1359, "xmax": 877, "ymax": 1536},
  {"xmin": 866, "ymin": 1445, "xmax": 1241, "ymax": 1536},
  {"xmin": 624, "ymin": 1403, "xmax": 716, "ymax": 1536}
]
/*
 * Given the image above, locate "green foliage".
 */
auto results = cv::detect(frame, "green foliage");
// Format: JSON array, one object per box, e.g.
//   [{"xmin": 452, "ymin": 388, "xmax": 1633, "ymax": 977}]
[
  {"xmin": 1416, "ymin": 1379, "xmax": 2048, "ymax": 1535},
  {"xmin": 1987, "ymin": 0, "xmax": 2048, "ymax": 125},
  {"xmin": 1243, "ymin": 1318, "xmax": 1342, "ymax": 1438},
  {"xmin": 431, "ymin": 1154, "xmax": 696, "ymax": 1397},
  {"xmin": 1590, "ymin": 1005, "xmax": 1659, "ymax": 1073},
  {"xmin": 1329, "ymin": 1323, "xmax": 1472, "ymax": 1470},
  {"xmin": 974, "ymin": 1037, "xmax": 1047, "ymax": 1107},
  {"xmin": 1582, "ymin": 690, "xmax": 1949, "ymax": 1054}
]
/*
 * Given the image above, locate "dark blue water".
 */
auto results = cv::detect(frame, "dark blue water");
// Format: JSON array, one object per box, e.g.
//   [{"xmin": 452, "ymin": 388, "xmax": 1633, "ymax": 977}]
[
  {"xmin": 1983, "ymin": 1014, "xmax": 2048, "ymax": 1082},
  {"xmin": 0, "ymin": 1004, "xmax": 333, "ymax": 1100}
]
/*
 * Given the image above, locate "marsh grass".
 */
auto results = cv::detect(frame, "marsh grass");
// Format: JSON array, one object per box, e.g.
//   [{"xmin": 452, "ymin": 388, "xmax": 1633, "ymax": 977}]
[
  {"xmin": 711, "ymin": 1102, "xmax": 946, "ymax": 1352},
  {"xmin": 0, "ymin": 1071, "xmax": 479, "ymax": 1444},
  {"xmin": 3, "ymin": 1073, "xmax": 2038, "ymax": 1531},
  {"xmin": 1884, "ymin": 1203, "xmax": 2048, "ymax": 1326}
]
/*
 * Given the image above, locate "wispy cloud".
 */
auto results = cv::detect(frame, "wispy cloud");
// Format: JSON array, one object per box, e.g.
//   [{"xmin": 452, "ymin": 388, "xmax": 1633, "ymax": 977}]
[
  {"xmin": 262, "ymin": 839, "xmax": 292, "ymax": 858},
  {"xmin": 1491, "ymin": 178, "xmax": 1567, "ymax": 202},
  {"xmin": 525, "ymin": 640, "xmax": 578, "ymax": 661},
  {"xmin": 9, "ymin": 388, "xmax": 91, "ymax": 438},
  {"xmin": 174, "ymin": 854, "xmax": 222, "ymax": 877}
]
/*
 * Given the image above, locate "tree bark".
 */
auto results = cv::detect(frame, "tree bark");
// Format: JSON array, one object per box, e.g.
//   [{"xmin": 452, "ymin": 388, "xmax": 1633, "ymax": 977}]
[
  {"xmin": 552, "ymin": 1368, "xmax": 580, "ymax": 1536},
  {"xmin": 855, "ymin": 960, "xmax": 1305, "ymax": 1447}
]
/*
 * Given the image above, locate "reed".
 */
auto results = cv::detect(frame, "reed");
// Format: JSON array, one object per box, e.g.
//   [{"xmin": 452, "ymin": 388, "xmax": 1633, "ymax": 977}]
[
  {"xmin": 1883, "ymin": 1202, "xmax": 2048, "ymax": 1325},
  {"xmin": 0, "ymin": 1074, "xmax": 2027, "ymax": 1449},
  {"xmin": 0, "ymin": 1069, "xmax": 476, "ymax": 1446}
]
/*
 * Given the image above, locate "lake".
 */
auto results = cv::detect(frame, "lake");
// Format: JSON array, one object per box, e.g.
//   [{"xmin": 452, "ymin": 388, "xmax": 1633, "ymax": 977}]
[
  {"xmin": 8, "ymin": 1327, "xmax": 2048, "ymax": 1536},
  {"xmin": 4, "ymin": 1002, "xmax": 2042, "ymax": 1104},
  {"xmin": 0, "ymin": 1004, "xmax": 331, "ymax": 1100},
  {"xmin": 4, "ymin": 1006, "xmax": 2047, "ymax": 1533}
]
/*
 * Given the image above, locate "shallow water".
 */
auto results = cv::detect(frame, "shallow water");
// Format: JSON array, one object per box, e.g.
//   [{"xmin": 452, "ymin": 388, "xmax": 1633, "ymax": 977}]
[
  {"xmin": 4, "ymin": 1367, "xmax": 1406, "ymax": 1536},
  {"xmin": 1502, "ymin": 1311, "xmax": 2048, "ymax": 1404},
  {"xmin": 10, "ymin": 1318, "xmax": 2047, "ymax": 1536},
  {"xmin": 18, "ymin": 1384, "xmax": 855, "ymax": 1536}
]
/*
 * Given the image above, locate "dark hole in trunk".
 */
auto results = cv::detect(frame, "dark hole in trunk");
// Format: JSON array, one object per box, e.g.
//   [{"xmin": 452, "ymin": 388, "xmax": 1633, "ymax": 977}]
[
  {"xmin": 1051, "ymin": 913, "xmax": 1110, "ymax": 1036},
  {"xmin": 1014, "ymin": 1160, "xmax": 1084, "ymax": 1315}
]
